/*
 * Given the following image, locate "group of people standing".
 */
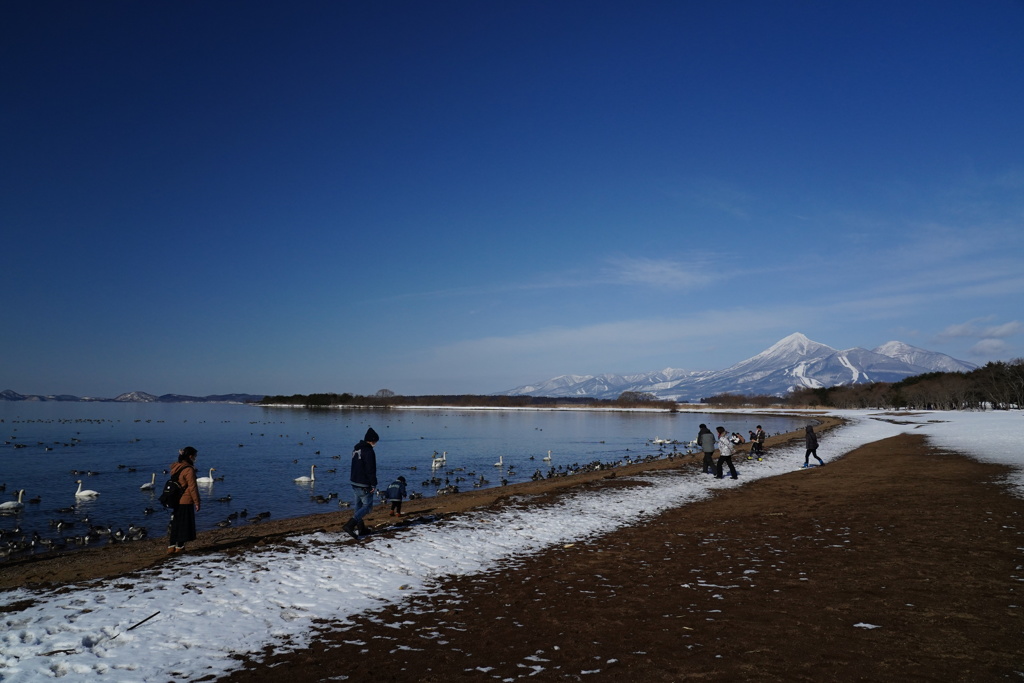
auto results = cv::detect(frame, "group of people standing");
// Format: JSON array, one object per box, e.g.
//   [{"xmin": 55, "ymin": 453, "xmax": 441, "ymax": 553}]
[
  {"xmin": 165, "ymin": 421, "xmax": 825, "ymax": 553},
  {"xmin": 696, "ymin": 422, "xmax": 823, "ymax": 480},
  {"xmin": 696, "ymin": 424, "xmax": 740, "ymax": 479}
]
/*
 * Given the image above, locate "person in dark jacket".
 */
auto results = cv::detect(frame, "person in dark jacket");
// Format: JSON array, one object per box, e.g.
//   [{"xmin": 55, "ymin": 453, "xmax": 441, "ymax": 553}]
[
  {"xmin": 343, "ymin": 428, "xmax": 379, "ymax": 540},
  {"xmin": 803, "ymin": 425, "xmax": 824, "ymax": 467},
  {"xmin": 386, "ymin": 476, "xmax": 407, "ymax": 517},
  {"xmin": 697, "ymin": 424, "xmax": 716, "ymax": 474},
  {"xmin": 750, "ymin": 425, "xmax": 767, "ymax": 460}
]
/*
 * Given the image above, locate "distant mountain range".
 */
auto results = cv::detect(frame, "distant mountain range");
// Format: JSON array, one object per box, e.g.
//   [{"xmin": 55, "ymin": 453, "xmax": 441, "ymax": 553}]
[
  {"xmin": 497, "ymin": 333, "xmax": 977, "ymax": 402},
  {"xmin": 2, "ymin": 333, "xmax": 976, "ymax": 404},
  {"xmin": 0, "ymin": 390, "xmax": 265, "ymax": 404}
]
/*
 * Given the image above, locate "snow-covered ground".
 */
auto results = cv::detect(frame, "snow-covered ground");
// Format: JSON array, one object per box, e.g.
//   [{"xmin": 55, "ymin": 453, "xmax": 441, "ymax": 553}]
[{"xmin": 1, "ymin": 409, "xmax": 1020, "ymax": 681}]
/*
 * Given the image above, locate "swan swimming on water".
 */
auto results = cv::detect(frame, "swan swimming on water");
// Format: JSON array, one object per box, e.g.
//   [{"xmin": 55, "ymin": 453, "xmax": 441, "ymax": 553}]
[
  {"xmin": 196, "ymin": 468, "xmax": 216, "ymax": 484},
  {"xmin": 494, "ymin": 455, "xmax": 503, "ymax": 467},
  {"xmin": 140, "ymin": 473, "xmax": 156, "ymax": 491},
  {"xmin": 294, "ymin": 465, "xmax": 316, "ymax": 483},
  {"xmin": 0, "ymin": 489, "xmax": 25, "ymax": 512},
  {"xmin": 74, "ymin": 480, "xmax": 99, "ymax": 498},
  {"xmin": 542, "ymin": 450, "xmax": 552, "ymax": 462}
]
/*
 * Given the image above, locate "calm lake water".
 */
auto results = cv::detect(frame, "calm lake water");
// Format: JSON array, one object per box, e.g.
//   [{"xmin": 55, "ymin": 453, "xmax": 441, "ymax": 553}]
[{"xmin": 0, "ymin": 402, "xmax": 810, "ymax": 550}]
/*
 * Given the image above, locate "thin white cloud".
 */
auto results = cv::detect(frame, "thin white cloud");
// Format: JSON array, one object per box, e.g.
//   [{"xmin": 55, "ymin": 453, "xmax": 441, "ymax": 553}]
[
  {"xmin": 983, "ymin": 321, "xmax": 1023, "ymax": 338},
  {"xmin": 938, "ymin": 321, "xmax": 987, "ymax": 339},
  {"xmin": 425, "ymin": 305, "xmax": 813, "ymax": 377},
  {"xmin": 938, "ymin": 317, "xmax": 1022, "ymax": 341},
  {"xmin": 686, "ymin": 179, "xmax": 754, "ymax": 220},
  {"xmin": 377, "ymin": 253, "xmax": 720, "ymax": 306},
  {"xmin": 601, "ymin": 256, "xmax": 709, "ymax": 290},
  {"xmin": 970, "ymin": 339, "xmax": 1009, "ymax": 356}
]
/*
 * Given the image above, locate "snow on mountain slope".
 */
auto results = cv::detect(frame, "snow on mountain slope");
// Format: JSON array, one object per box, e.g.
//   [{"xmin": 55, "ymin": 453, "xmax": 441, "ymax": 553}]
[
  {"xmin": 873, "ymin": 341, "xmax": 977, "ymax": 373},
  {"xmin": 498, "ymin": 333, "xmax": 975, "ymax": 401}
]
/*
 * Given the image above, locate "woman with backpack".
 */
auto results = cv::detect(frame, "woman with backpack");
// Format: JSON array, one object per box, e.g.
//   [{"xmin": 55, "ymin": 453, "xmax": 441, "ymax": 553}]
[{"xmin": 167, "ymin": 446, "xmax": 201, "ymax": 554}]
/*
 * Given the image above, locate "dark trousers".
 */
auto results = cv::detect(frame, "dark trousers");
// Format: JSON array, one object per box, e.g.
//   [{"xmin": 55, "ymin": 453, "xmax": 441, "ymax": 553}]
[
  {"xmin": 390, "ymin": 500, "xmax": 402, "ymax": 514},
  {"xmin": 716, "ymin": 455, "xmax": 737, "ymax": 479},
  {"xmin": 168, "ymin": 504, "xmax": 196, "ymax": 547},
  {"xmin": 702, "ymin": 451, "xmax": 715, "ymax": 473}
]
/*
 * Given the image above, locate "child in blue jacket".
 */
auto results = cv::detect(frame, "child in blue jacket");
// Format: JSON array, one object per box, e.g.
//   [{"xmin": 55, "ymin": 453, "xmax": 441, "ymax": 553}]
[{"xmin": 386, "ymin": 476, "xmax": 407, "ymax": 517}]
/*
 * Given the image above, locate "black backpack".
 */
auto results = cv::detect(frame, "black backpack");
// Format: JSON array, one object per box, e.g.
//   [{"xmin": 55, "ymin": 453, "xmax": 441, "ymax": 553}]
[{"xmin": 159, "ymin": 467, "xmax": 191, "ymax": 508}]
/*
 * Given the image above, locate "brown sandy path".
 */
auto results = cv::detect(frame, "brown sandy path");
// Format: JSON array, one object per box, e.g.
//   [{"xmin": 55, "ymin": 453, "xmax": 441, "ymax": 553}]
[{"xmin": 218, "ymin": 433, "xmax": 1024, "ymax": 682}]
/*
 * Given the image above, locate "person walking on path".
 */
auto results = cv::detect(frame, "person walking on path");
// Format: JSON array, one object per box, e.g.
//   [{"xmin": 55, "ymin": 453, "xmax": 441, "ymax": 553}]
[
  {"xmin": 343, "ymin": 427, "xmax": 379, "ymax": 540},
  {"xmin": 803, "ymin": 425, "xmax": 825, "ymax": 467},
  {"xmin": 167, "ymin": 446, "xmax": 200, "ymax": 553},
  {"xmin": 697, "ymin": 424, "xmax": 716, "ymax": 474},
  {"xmin": 750, "ymin": 425, "xmax": 767, "ymax": 460},
  {"xmin": 386, "ymin": 476, "xmax": 407, "ymax": 517},
  {"xmin": 715, "ymin": 426, "xmax": 739, "ymax": 480}
]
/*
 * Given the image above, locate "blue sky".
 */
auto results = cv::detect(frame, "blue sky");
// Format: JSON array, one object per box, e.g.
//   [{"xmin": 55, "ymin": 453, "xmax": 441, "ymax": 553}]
[{"xmin": 4, "ymin": 1, "xmax": 1023, "ymax": 398}]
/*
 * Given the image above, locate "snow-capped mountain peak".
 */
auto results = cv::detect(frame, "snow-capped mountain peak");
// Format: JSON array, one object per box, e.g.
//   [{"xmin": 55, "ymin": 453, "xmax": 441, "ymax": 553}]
[
  {"xmin": 498, "ymin": 333, "xmax": 976, "ymax": 401},
  {"xmin": 872, "ymin": 341, "xmax": 976, "ymax": 374},
  {"xmin": 753, "ymin": 332, "xmax": 835, "ymax": 362}
]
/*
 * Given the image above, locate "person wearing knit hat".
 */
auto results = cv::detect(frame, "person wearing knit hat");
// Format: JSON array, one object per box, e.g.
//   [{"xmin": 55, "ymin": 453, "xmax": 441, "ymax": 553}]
[
  {"xmin": 385, "ymin": 475, "xmax": 407, "ymax": 517},
  {"xmin": 343, "ymin": 427, "xmax": 379, "ymax": 540}
]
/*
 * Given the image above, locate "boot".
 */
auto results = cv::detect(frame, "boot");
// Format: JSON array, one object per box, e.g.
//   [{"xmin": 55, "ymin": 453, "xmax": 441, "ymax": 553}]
[{"xmin": 342, "ymin": 519, "xmax": 359, "ymax": 541}]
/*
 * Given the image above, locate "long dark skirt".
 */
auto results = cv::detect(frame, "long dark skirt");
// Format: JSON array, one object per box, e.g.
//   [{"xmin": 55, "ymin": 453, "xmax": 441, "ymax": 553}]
[{"xmin": 168, "ymin": 504, "xmax": 196, "ymax": 547}]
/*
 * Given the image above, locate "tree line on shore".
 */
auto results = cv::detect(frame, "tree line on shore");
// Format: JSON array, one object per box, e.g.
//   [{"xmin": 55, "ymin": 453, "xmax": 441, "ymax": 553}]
[
  {"xmin": 259, "ymin": 390, "xmax": 677, "ymax": 410},
  {"xmin": 782, "ymin": 359, "xmax": 1023, "ymax": 410},
  {"xmin": 260, "ymin": 359, "xmax": 1022, "ymax": 412}
]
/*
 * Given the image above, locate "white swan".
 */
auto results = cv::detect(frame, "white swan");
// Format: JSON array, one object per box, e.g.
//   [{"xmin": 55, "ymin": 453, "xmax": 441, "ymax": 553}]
[
  {"xmin": 542, "ymin": 450, "xmax": 552, "ymax": 462},
  {"xmin": 294, "ymin": 465, "xmax": 316, "ymax": 483},
  {"xmin": 431, "ymin": 451, "xmax": 447, "ymax": 469},
  {"xmin": 0, "ymin": 489, "xmax": 25, "ymax": 512},
  {"xmin": 196, "ymin": 468, "xmax": 216, "ymax": 484},
  {"xmin": 140, "ymin": 473, "xmax": 156, "ymax": 491},
  {"xmin": 494, "ymin": 455, "xmax": 503, "ymax": 467},
  {"xmin": 75, "ymin": 480, "xmax": 99, "ymax": 498}
]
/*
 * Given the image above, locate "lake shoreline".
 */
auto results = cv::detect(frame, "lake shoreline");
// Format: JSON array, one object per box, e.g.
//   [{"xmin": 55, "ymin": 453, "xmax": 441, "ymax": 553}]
[{"xmin": 0, "ymin": 415, "xmax": 842, "ymax": 591}]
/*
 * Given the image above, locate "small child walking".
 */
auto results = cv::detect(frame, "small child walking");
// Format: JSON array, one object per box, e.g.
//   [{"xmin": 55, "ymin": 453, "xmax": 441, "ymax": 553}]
[{"xmin": 386, "ymin": 476, "xmax": 407, "ymax": 517}]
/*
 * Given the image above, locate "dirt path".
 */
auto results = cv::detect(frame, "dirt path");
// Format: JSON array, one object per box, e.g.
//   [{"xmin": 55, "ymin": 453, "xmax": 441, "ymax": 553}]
[{"xmin": 218, "ymin": 433, "xmax": 1023, "ymax": 682}]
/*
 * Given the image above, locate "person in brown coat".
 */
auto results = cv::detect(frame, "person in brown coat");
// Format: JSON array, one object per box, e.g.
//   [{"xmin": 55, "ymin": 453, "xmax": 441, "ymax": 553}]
[{"xmin": 167, "ymin": 446, "xmax": 201, "ymax": 553}]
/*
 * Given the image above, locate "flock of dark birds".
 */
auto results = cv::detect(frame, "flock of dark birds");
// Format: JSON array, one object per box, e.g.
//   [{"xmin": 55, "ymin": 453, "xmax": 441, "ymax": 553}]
[{"xmin": 0, "ymin": 468, "xmax": 282, "ymax": 561}]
